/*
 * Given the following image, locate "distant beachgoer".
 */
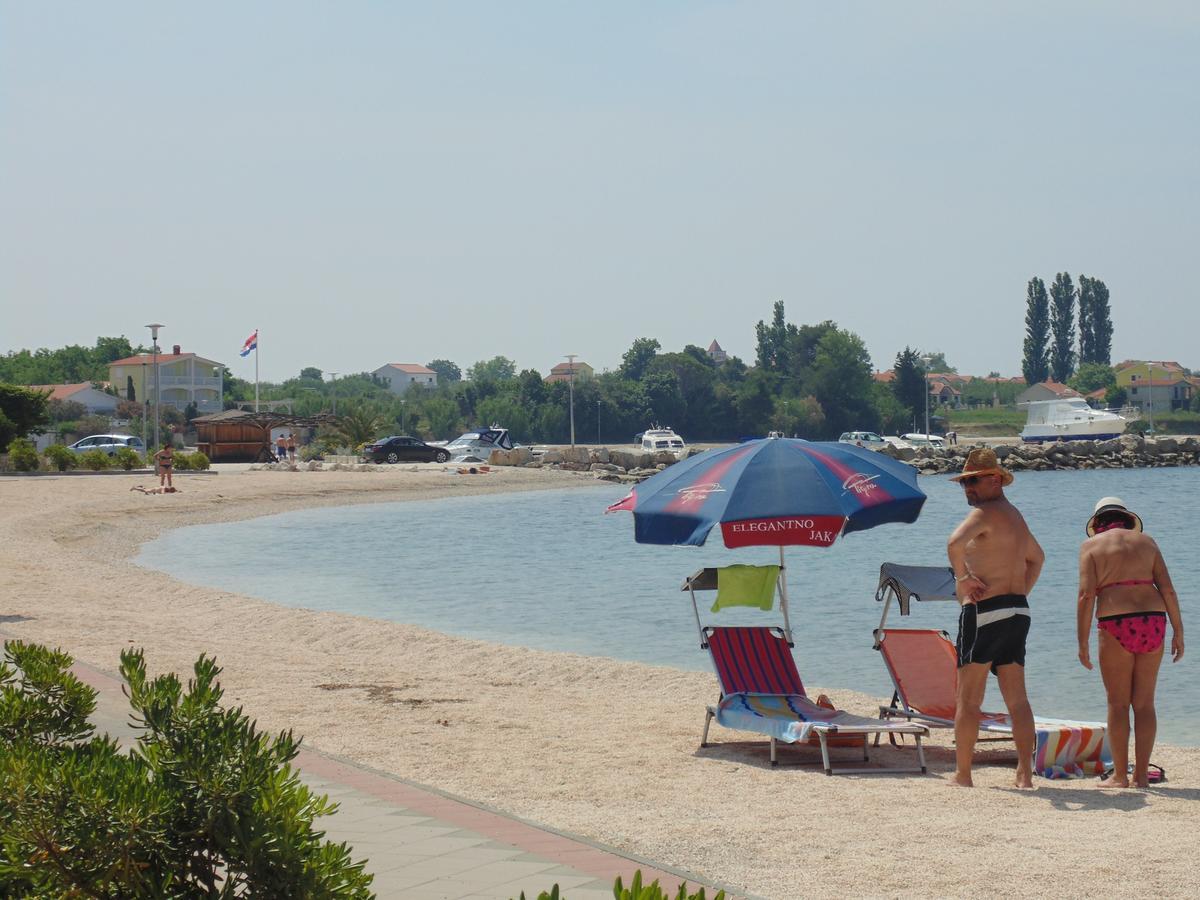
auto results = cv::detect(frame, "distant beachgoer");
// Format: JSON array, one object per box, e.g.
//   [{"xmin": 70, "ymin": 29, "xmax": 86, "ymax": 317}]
[
  {"xmin": 154, "ymin": 442, "xmax": 174, "ymax": 489},
  {"xmin": 275, "ymin": 434, "xmax": 287, "ymax": 463},
  {"xmin": 286, "ymin": 434, "xmax": 297, "ymax": 465},
  {"xmin": 946, "ymin": 448, "xmax": 1044, "ymax": 788},
  {"xmin": 1077, "ymin": 497, "xmax": 1184, "ymax": 788}
]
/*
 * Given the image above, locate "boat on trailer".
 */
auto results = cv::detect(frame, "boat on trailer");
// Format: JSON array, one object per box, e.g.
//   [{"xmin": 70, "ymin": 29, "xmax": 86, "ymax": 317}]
[{"xmin": 1019, "ymin": 398, "xmax": 1129, "ymax": 443}]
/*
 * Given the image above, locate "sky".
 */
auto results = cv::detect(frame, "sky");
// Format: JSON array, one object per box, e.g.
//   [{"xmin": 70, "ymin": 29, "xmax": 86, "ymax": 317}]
[{"xmin": 2, "ymin": 2, "xmax": 1197, "ymax": 382}]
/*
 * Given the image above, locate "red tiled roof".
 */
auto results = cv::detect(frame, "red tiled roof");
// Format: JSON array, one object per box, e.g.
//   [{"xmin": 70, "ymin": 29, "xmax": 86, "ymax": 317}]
[
  {"xmin": 873, "ymin": 370, "xmax": 896, "ymax": 382},
  {"xmin": 109, "ymin": 352, "xmax": 198, "ymax": 367},
  {"xmin": 1037, "ymin": 381, "xmax": 1080, "ymax": 397},
  {"xmin": 549, "ymin": 361, "xmax": 590, "ymax": 375},
  {"xmin": 28, "ymin": 383, "xmax": 94, "ymax": 402},
  {"xmin": 708, "ymin": 340, "xmax": 723, "ymax": 352},
  {"xmin": 384, "ymin": 363, "xmax": 437, "ymax": 375}
]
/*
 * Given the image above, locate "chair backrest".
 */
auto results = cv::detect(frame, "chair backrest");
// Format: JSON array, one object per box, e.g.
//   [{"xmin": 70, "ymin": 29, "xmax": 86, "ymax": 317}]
[
  {"xmin": 877, "ymin": 628, "xmax": 957, "ymax": 719},
  {"xmin": 704, "ymin": 626, "xmax": 805, "ymax": 697}
]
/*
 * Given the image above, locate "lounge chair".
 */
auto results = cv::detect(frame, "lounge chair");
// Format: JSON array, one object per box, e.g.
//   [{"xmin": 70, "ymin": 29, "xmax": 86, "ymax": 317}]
[
  {"xmin": 698, "ymin": 624, "xmax": 929, "ymax": 775},
  {"xmin": 873, "ymin": 564, "xmax": 1110, "ymax": 779}
]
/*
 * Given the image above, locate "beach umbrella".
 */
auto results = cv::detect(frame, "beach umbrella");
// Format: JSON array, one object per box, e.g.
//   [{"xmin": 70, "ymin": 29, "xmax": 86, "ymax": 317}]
[{"xmin": 606, "ymin": 437, "xmax": 926, "ymax": 635}]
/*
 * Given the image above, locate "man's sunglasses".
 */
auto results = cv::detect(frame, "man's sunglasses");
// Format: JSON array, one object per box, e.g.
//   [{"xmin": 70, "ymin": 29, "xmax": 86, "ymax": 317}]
[{"xmin": 959, "ymin": 474, "xmax": 994, "ymax": 487}]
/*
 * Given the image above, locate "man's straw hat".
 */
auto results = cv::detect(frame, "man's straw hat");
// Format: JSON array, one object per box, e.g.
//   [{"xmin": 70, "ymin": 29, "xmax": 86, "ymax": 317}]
[
  {"xmin": 949, "ymin": 447, "xmax": 1013, "ymax": 487},
  {"xmin": 1086, "ymin": 496, "xmax": 1143, "ymax": 536}
]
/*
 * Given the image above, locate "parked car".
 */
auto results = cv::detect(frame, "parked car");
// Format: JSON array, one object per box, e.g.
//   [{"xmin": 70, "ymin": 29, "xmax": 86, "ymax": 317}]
[
  {"xmin": 901, "ymin": 432, "xmax": 947, "ymax": 449},
  {"xmin": 362, "ymin": 435, "xmax": 451, "ymax": 464},
  {"xmin": 838, "ymin": 431, "xmax": 886, "ymax": 448},
  {"xmin": 68, "ymin": 434, "xmax": 146, "ymax": 456}
]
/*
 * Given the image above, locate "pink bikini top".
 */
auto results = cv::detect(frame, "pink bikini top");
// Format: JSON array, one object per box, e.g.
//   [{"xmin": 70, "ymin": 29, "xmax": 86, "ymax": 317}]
[{"xmin": 1097, "ymin": 578, "xmax": 1155, "ymax": 592}]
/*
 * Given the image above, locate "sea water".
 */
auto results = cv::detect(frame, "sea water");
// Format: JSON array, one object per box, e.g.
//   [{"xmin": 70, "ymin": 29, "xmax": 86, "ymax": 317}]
[{"xmin": 137, "ymin": 467, "xmax": 1199, "ymax": 745}]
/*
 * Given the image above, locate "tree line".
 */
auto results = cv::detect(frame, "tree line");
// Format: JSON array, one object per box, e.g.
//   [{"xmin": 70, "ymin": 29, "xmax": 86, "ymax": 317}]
[{"xmin": 1022, "ymin": 273, "xmax": 1113, "ymax": 385}]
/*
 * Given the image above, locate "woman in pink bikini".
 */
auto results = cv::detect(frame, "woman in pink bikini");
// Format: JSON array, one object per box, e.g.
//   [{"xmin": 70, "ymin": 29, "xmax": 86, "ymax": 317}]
[{"xmin": 1077, "ymin": 497, "xmax": 1185, "ymax": 787}]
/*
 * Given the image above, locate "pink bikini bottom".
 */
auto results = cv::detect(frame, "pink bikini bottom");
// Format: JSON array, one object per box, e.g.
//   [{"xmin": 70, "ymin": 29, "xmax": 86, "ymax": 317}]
[{"xmin": 1098, "ymin": 612, "xmax": 1166, "ymax": 654}]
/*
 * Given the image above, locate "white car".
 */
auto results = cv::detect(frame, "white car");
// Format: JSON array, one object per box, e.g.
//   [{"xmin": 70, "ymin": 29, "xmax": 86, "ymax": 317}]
[
  {"xmin": 68, "ymin": 434, "xmax": 146, "ymax": 456},
  {"xmin": 838, "ymin": 431, "xmax": 886, "ymax": 448},
  {"xmin": 901, "ymin": 432, "xmax": 946, "ymax": 449},
  {"xmin": 882, "ymin": 435, "xmax": 913, "ymax": 450}
]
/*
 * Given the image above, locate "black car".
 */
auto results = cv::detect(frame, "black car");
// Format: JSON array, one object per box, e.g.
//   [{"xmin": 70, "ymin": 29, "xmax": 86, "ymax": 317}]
[{"xmin": 362, "ymin": 435, "xmax": 450, "ymax": 464}]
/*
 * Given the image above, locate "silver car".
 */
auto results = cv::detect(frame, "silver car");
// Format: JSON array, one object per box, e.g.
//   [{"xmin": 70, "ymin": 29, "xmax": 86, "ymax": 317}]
[{"xmin": 68, "ymin": 434, "xmax": 146, "ymax": 456}]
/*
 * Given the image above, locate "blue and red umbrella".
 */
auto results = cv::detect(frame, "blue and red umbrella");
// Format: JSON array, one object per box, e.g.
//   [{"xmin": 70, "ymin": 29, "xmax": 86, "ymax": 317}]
[{"xmin": 606, "ymin": 437, "xmax": 925, "ymax": 547}]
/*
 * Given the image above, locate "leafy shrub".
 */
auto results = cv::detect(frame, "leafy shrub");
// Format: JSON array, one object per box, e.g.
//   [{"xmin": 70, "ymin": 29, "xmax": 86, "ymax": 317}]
[
  {"xmin": 79, "ymin": 448, "xmax": 110, "ymax": 470},
  {"xmin": 517, "ymin": 871, "xmax": 725, "ymax": 900},
  {"xmin": 300, "ymin": 443, "xmax": 324, "ymax": 462},
  {"xmin": 0, "ymin": 641, "xmax": 374, "ymax": 897},
  {"xmin": 188, "ymin": 450, "xmax": 210, "ymax": 470},
  {"xmin": 172, "ymin": 451, "xmax": 192, "ymax": 471},
  {"xmin": 7, "ymin": 437, "xmax": 40, "ymax": 472},
  {"xmin": 113, "ymin": 446, "xmax": 143, "ymax": 470},
  {"xmin": 43, "ymin": 444, "xmax": 78, "ymax": 472}
]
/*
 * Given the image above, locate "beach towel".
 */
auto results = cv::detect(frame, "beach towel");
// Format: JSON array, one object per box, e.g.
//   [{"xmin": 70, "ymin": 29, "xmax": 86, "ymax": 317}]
[{"xmin": 712, "ymin": 565, "xmax": 779, "ymax": 613}]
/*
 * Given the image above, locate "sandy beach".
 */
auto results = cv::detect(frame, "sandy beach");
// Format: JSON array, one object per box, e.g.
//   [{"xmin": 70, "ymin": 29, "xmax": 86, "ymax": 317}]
[{"xmin": 1, "ymin": 467, "xmax": 1196, "ymax": 899}]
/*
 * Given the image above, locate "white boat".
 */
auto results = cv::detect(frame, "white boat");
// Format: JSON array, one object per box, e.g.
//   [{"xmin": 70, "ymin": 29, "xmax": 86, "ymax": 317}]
[
  {"xmin": 639, "ymin": 426, "xmax": 687, "ymax": 459},
  {"xmin": 1019, "ymin": 399, "xmax": 1128, "ymax": 443},
  {"xmin": 444, "ymin": 425, "xmax": 518, "ymax": 462}
]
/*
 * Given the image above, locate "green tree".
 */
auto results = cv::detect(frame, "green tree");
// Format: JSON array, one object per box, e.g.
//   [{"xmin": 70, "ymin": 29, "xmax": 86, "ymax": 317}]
[
  {"xmin": 419, "ymin": 395, "xmax": 462, "ymax": 439},
  {"xmin": 0, "ymin": 384, "xmax": 51, "ymax": 449},
  {"xmin": 299, "ymin": 366, "xmax": 323, "ymax": 380},
  {"xmin": 785, "ymin": 320, "xmax": 836, "ymax": 383},
  {"xmin": 807, "ymin": 328, "xmax": 877, "ymax": 438},
  {"xmin": 917, "ymin": 351, "xmax": 955, "ymax": 374},
  {"xmin": 891, "ymin": 348, "xmax": 926, "ymax": 425},
  {"xmin": 1078, "ymin": 277, "xmax": 1096, "ymax": 365},
  {"xmin": 1086, "ymin": 276, "xmax": 1113, "ymax": 365},
  {"xmin": 618, "ymin": 338, "xmax": 661, "ymax": 381},
  {"xmin": 466, "ymin": 356, "xmax": 517, "ymax": 382},
  {"xmin": 335, "ymin": 402, "xmax": 387, "ymax": 445},
  {"xmin": 754, "ymin": 301, "xmax": 795, "ymax": 373},
  {"xmin": 1049, "ymin": 271, "xmax": 1076, "ymax": 382},
  {"xmin": 1068, "ymin": 362, "xmax": 1116, "ymax": 395},
  {"xmin": 771, "ymin": 395, "xmax": 825, "ymax": 438},
  {"xmin": 1022, "ymin": 277, "xmax": 1051, "ymax": 385},
  {"xmin": 0, "ymin": 641, "xmax": 372, "ymax": 897},
  {"xmin": 425, "ymin": 358, "xmax": 462, "ymax": 383}
]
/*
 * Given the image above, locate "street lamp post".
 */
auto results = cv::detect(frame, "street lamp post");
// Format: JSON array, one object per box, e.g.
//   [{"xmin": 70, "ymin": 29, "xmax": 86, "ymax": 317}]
[
  {"xmin": 565, "ymin": 354, "xmax": 577, "ymax": 447},
  {"xmin": 140, "ymin": 362, "xmax": 148, "ymax": 450},
  {"xmin": 146, "ymin": 324, "xmax": 164, "ymax": 450},
  {"xmin": 920, "ymin": 355, "xmax": 932, "ymax": 439}
]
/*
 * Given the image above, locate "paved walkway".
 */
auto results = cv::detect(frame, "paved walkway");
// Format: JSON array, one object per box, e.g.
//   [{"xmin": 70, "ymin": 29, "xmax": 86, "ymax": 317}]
[{"xmin": 58, "ymin": 657, "xmax": 740, "ymax": 899}]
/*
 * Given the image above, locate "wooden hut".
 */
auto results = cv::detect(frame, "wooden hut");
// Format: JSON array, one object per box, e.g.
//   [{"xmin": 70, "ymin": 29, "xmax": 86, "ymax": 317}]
[{"xmin": 194, "ymin": 410, "xmax": 339, "ymax": 462}]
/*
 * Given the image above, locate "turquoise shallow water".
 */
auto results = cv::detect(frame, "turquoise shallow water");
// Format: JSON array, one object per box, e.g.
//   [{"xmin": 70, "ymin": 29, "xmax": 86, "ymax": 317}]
[{"xmin": 137, "ymin": 467, "xmax": 1199, "ymax": 745}]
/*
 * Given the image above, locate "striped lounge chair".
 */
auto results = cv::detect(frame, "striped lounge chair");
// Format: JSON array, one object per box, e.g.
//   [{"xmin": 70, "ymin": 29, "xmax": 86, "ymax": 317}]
[
  {"xmin": 700, "ymin": 625, "xmax": 928, "ymax": 775},
  {"xmin": 875, "ymin": 628, "xmax": 1110, "ymax": 778}
]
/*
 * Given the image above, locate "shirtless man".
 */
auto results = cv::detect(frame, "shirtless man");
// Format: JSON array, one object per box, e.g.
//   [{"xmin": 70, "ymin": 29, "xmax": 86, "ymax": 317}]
[
  {"xmin": 946, "ymin": 448, "xmax": 1045, "ymax": 788},
  {"xmin": 1077, "ymin": 497, "xmax": 1184, "ymax": 788}
]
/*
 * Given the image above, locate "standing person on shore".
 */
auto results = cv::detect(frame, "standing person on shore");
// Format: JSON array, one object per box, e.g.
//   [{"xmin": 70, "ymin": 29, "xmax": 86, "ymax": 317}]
[
  {"xmin": 1077, "ymin": 497, "xmax": 1184, "ymax": 788},
  {"xmin": 154, "ymin": 441, "xmax": 174, "ymax": 490},
  {"xmin": 946, "ymin": 448, "xmax": 1044, "ymax": 788},
  {"xmin": 275, "ymin": 433, "xmax": 287, "ymax": 464},
  {"xmin": 286, "ymin": 433, "xmax": 297, "ymax": 466}
]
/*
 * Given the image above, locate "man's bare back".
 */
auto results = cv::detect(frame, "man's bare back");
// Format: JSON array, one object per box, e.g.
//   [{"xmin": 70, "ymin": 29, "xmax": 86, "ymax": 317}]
[{"xmin": 948, "ymin": 493, "xmax": 1044, "ymax": 605}]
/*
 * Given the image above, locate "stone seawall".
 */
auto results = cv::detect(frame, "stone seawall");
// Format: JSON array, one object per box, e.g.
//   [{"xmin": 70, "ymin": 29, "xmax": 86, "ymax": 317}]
[
  {"xmin": 487, "ymin": 436, "xmax": 1200, "ymax": 483},
  {"xmin": 882, "ymin": 435, "xmax": 1200, "ymax": 476}
]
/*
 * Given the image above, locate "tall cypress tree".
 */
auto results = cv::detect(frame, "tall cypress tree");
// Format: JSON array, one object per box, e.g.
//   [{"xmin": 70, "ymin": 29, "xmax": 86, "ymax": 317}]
[
  {"xmin": 1090, "ymin": 277, "xmax": 1113, "ymax": 365},
  {"xmin": 1078, "ymin": 276, "xmax": 1096, "ymax": 364},
  {"xmin": 1022, "ymin": 277, "xmax": 1050, "ymax": 385},
  {"xmin": 1049, "ymin": 272, "xmax": 1076, "ymax": 383},
  {"xmin": 891, "ymin": 347, "xmax": 926, "ymax": 426}
]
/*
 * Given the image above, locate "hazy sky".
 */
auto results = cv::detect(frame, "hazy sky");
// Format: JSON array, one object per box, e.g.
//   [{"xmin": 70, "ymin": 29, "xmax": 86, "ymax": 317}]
[{"xmin": 3, "ymin": 2, "xmax": 1197, "ymax": 382}]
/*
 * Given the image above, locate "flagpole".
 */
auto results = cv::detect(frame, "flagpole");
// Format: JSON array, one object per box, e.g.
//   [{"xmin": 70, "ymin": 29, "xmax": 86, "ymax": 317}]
[{"xmin": 254, "ymin": 328, "xmax": 260, "ymax": 413}]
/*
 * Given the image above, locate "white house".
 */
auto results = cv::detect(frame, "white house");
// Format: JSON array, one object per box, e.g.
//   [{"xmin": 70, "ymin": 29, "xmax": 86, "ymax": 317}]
[
  {"xmin": 108, "ymin": 345, "xmax": 224, "ymax": 414},
  {"xmin": 30, "ymin": 383, "xmax": 120, "ymax": 415},
  {"xmin": 373, "ymin": 363, "xmax": 438, "ymax": 394}
]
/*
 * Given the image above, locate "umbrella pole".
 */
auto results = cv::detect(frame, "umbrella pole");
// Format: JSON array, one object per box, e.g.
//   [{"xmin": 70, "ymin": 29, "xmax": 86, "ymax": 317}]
[{"xmin": 779, "ymin": 546, "xmax": 793, "ymax": 645}]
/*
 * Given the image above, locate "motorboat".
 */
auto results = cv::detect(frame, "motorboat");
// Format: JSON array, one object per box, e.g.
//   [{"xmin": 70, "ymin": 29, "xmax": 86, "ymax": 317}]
[
  {"xmin": 444, "ymin": 425, "xmax": 517, "ymax": 462},
  {"xmin": 901, "ymin": 432, "xmax": 946, "ymax": 449},
  {"xmin": 639, "ymin": 425, "xmax": 687, "ymax": 459},
  {"xmin": 1019, "ymin": 399, "xmax": 1129, "ymax": 443}
]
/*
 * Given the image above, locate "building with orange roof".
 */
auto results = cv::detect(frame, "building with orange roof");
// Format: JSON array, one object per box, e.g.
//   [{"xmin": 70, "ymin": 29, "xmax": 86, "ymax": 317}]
[
  {"xmin": 372, "ymin": 363, "xmax": 439, "ymax": 394},
  {"xmin": 108, "ymin": 345, "xmax": 224, "ymax": 414},
  {"xmin": 545, "ymin": 360, "xmax": 594, "ymax": 383},
  {"xmin": 28, "ymin": 382, "xmax": 119, "ymax": 415}
]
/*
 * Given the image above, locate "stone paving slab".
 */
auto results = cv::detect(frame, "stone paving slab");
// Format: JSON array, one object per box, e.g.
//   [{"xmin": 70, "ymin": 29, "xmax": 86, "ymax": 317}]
[{"xmin": 49, "ymin": 655, "xmax": 747, "ymax": 900}]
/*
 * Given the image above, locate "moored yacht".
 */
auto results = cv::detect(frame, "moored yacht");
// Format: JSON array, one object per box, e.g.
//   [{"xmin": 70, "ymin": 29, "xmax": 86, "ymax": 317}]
[
  {"xmin": 445, "ymin": 425, "xmax": 518, "ymax": 462},
  {"xmin": 1019, "ymin": 399, "xmax": 1129, "ymax": 443},
  {"xmin": 639, "ymin": 425, "xmax": 687, "ymax": 458}
]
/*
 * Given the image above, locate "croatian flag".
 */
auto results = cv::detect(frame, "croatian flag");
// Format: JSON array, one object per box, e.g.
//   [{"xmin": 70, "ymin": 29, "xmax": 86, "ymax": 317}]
[{"xmin": 240, "ymin": 330, "xmax": 258, "ymax": 358}]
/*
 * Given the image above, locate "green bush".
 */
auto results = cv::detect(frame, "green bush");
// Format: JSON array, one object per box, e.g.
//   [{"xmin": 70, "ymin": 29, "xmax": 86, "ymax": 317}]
[
  {"xmin": 6, "ymin": 437, "xmax": 40, "ymax": 472},
  {"xmin": 188, "ymin": 450, "xmax": 210, "ymax": 470},
  {"xmin": 79, "ymin": 448, "xmax": 110, "ymax": 470},
  {"xmin": 172, "ymin": 451, "xmax": 192, "ymax": 471},
  {"xmin": 518, "ymin": 871, "xmax": 725, "ymax": 900},
  {"xmin": 113, "ymin": 446, "xmax": 143, "ymax": 470},
  {"xmin": 43, "ymin": 444, "xmax": 78, "ymax": 472},
  {"xmin": 0, "ymin": 641, "xmax": 374, "ymax": 897}
]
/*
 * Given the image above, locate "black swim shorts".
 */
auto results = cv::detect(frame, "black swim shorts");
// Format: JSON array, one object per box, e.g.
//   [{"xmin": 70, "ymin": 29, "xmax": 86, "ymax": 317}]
[{"xmin": 956, "ymin": 594, "xmax": 1030, "ymax": 672}]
